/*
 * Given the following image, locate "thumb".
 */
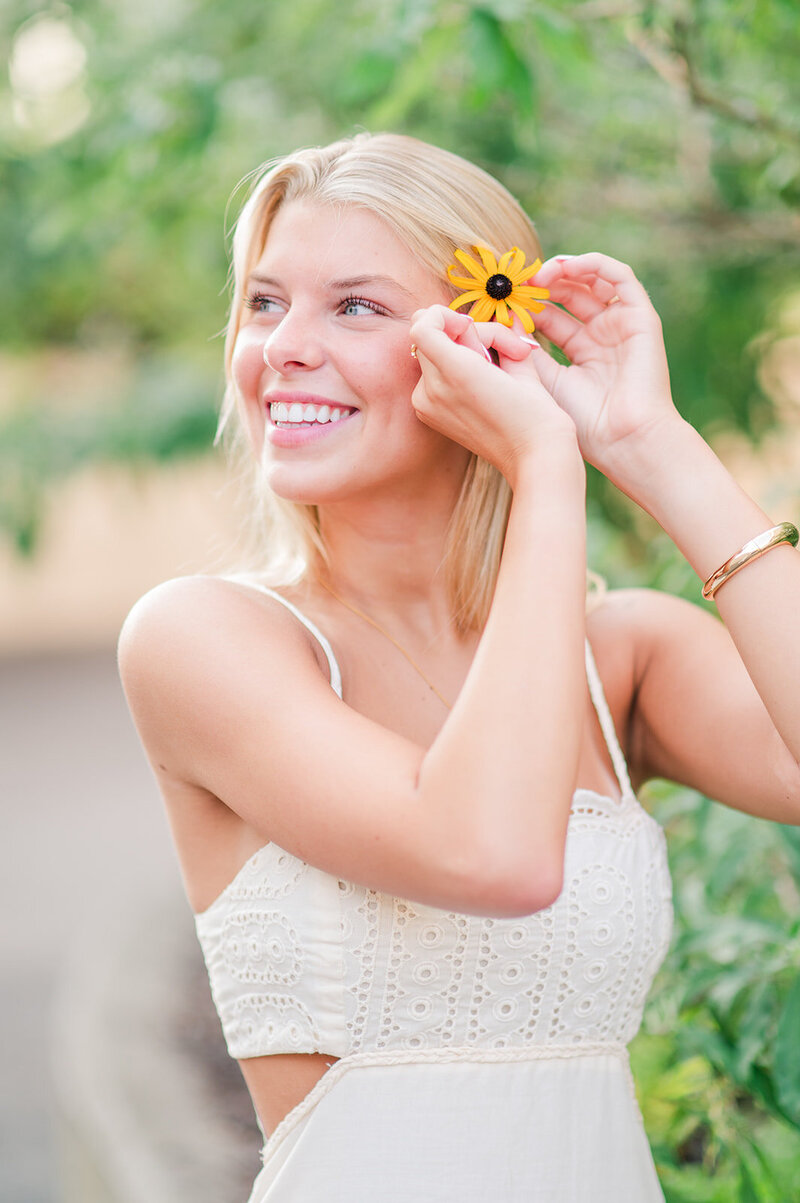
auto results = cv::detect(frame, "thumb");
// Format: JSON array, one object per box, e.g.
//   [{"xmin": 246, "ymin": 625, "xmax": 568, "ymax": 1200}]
[{"xmin": 521, "ymin": 337, "xmax": 562, "ymax": 395}]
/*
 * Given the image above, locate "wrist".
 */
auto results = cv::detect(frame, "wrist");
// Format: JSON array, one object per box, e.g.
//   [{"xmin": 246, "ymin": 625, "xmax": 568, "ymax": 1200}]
[
  {"xmin": 511, "ymin": 427, "xmax": 585, "ymax": 495},
  {"xmin": 617, "ymin": 418, "xmax": 780, "ymax": 583},
  {"xmin": 608, "ymin": 415, "xmax": 704, "ymax": 514}
]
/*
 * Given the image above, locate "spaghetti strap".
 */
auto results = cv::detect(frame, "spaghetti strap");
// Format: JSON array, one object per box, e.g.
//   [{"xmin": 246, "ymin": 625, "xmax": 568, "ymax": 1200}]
[
  {"xmin": 222, "ymin": 575, "xmax": 343, "ymax": 699},
  {"xmin": 584, "ymin": 639, "xmax": 634, "ymax": 801}
]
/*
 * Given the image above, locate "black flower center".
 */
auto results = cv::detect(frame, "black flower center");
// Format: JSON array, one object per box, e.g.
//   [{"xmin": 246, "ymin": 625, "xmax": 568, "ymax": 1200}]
[{"xmin": 485, "ymin": 273, "xmax": 513, "ymax": 300}]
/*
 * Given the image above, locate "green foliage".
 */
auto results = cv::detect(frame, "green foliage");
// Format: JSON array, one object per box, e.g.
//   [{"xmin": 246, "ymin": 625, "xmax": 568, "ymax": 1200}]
[
  {"xmin": 2, "ymin": 0, "xmax": 799, "ymax": 554},
  {"xmin": 631, "ymin": 786, "xmax": 800, "ymax": 1198}
]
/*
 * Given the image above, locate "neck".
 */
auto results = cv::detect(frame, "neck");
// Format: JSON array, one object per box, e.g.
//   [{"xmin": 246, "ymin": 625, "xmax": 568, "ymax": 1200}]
[{"xmin": 313, "ymin": 463, "xmax": 469, "ymax": 642}]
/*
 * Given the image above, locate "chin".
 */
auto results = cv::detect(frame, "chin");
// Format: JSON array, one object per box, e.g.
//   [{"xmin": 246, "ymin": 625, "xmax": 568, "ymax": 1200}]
[{"xmin": 257, "ymin": 459, "xmax": 350, "ymax": 508}]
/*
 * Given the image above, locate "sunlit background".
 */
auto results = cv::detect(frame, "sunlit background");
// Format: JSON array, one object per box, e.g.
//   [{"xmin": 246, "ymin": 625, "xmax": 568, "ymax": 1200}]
[{"xmin": 2, "ymin": 2, "xmax": 800, "ymax": 1200}]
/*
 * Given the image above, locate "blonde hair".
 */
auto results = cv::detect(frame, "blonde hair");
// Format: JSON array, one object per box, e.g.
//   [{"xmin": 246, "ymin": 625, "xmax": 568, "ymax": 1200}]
[{"xmin": 220, "ymin": 132, "xmax": 546, "ymax": 632}]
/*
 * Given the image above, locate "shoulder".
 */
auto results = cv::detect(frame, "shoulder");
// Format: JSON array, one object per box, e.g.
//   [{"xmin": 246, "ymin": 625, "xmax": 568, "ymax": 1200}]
[
  {"xmin": 588, "ymin": 586, "xmax": 729, "ymax": 782},
  {"xmin": 119, "ymin": 574, "xmax": 231, "ymax": 647},
  {"xmin": 119, "ymin": 575, "xmax": 241, "ymax": 681},
  {"xmin": 587, "ymin": 583, "xmax": 717, "ymax": 684},
  {"xmin": 585, "ymin": 586, "xmax": 711, "ymax": 738},
  {"xmin": 118, "ymin": 574, "xmax": 326, "ymax": 717},
  {"xmin": 587, "ymin": 585, "xmax": 708, "ymax": 653}
]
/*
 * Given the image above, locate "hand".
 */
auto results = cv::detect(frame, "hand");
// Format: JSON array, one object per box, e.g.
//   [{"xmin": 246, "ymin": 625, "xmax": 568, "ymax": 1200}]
[
  {"xmin": 529, "ymin": 253, "xmax": 680, "ymax": 486},
  {"xmin": 409, "ymin": 305, "xmax": 578, "ymax": 486}
]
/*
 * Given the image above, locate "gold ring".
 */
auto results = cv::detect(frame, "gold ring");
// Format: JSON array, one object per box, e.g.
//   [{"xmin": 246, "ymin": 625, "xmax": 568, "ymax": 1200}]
[
  {"xmin": 410, "ymin": 344, "xmax": 418, "ymax": 359},
  {"xmin": 607, "ymin": 295, "xmax": 621, "ymax": 306}
]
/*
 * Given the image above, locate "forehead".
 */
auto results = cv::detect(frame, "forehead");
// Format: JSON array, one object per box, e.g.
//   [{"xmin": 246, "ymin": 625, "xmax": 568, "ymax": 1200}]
[{"xmin": 252, "ymin": 199, "xmax": 443, "ymax": 297}]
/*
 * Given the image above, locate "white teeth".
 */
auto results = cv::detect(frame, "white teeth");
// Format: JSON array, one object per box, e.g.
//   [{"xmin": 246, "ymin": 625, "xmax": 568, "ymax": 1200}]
[{"xmin": 269, "ymin": 401, "xmax": 355, "ymax": 425}]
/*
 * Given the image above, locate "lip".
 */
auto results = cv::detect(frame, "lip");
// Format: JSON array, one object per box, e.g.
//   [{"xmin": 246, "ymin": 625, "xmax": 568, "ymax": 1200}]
[{"xmin": 264, "ymin": 391, "xmax": 360, "ymax": 449}]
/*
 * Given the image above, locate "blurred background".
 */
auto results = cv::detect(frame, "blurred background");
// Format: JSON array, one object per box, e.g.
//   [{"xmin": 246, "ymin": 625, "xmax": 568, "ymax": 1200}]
[{"xmin": 2, "ymin": 0, "xmax": 799, "ymax": 1200}]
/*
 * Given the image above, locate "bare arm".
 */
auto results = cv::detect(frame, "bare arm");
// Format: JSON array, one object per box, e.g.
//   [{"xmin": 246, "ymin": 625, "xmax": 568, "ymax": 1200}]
[
  {"xmin": 532, "ymin": 253, "xmax": 800, "ymax": 818},
  {"xmin": 621, "ymin": 418, "xmax": 800, "ymax": 788},
  {"xmin": 595, "ymin": 589, "xmax": 800, "ymax": 822},
  {"xmin": 120, "ymin": 315, "xmax": 587, "ymax": 919}
]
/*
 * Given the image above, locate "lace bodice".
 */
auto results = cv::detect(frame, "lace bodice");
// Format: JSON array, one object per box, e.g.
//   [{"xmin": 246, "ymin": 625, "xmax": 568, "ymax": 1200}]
[{"xmin": 194, "ymin": 581, "xmax": 673, "ymax": 1062}]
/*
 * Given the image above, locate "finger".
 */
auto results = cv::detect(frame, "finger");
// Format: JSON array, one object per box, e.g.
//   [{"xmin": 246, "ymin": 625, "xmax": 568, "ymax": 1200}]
[
  {"xmin": 410, "ymin": 304, "xmax": 474, "ymax": 343},
  {"xmin": 411, "ymin": 316, "xmax": 499, "ymax": 389},
  {"xmin": 410, "ymin": 378, "xmax": 437, "ymax": 427},
  {"xmin": 474, "ymin": 321, "xmax": 536, "ymax": 364},
  {"xmin": 541, "ymin": 280, "xmax": 606, "ymax": 324},
  {"xmin": 452, "ymin": 320, "xmax": 496, "ymax": 365},
  {"xmin": 546, "ymin": 275, "xmax": 622, "ymax": 317},
  {"xmin": 410, "ymin": 305, "xmax": 494, "ymax": 366},
  {"xmin": 534, "ymin": 253, "xmax": 649, "ymax": 308},
  {"xmin": 519, "ymin": 339, "xmax": 563, "ymax": 396},
  {"xmin": 530, "ymin": 304, "xmax": 591, "ymax": 361},
  {"xmin": 534, "ymin": 263, "xmax": 617, "ymax": 303},
  {"xmin": 473, "ymin": 313, "xmax": 566, "ymax": 402}
]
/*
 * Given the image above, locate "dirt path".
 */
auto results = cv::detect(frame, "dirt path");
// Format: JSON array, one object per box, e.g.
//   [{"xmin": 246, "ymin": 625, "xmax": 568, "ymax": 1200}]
[{"xmin": 0, "ymin": 649, "xmax": 176, "ymax": 1202}]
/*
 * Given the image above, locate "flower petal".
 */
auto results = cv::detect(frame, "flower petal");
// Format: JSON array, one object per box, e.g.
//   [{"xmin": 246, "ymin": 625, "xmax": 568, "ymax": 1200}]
[
  {"xmin": 513, "ymin": 285, "xmax": 550, "ymax": 303},
  {"xmin": 497, "ymin": 249, "xmax": 515, "ymax": 275},
  {"xmin": 453, "ymin": 248, "xmax": 488, "ymax": 283},
  {"xmin": 470, "ymin": 297, "xmax": 496, "ymax": 322},
  {"xmin": 449, "ymin": 290, "xmax": 486, "ymax": 311},
  {"xmin": 494, "ymin": 299, "xmax": 511, "ymax": 326},
  {"xmin": 474, "ymin": 245, "xmax": 499, "ymax": 275},
  {"xmin": 519, "ymin": 256, "xmax": 542, "ymax": 281},
  {"xmin": 507, "ymin": 299, "xmax": 535, "ymax": 333},
  {"xmin": 505, "ymin": 249, "xmax": 529, "ymax": 283},
  {"xmin": 447, "ymin": 272, "xmax": 486, "ymax": 290}
]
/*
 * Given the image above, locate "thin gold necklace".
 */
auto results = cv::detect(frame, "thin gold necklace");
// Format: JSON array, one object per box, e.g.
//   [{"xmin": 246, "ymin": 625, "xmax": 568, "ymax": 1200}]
[{"xmin": 319, "ymin": 580, "xmax": 453, "ymax": 710}]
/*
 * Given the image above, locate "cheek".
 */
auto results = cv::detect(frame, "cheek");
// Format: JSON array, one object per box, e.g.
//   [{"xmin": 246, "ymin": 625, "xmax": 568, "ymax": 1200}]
[
  {"xmin": 232, "ymin": 326, "xmax": 267, "ymax": 398},
  {"xmin": 353, "ymin": 339, "xmax": 420, "ymax": 409},
  {"xmin": 231, "ymin": 327, "xmax": 268, "ymax": 454}
]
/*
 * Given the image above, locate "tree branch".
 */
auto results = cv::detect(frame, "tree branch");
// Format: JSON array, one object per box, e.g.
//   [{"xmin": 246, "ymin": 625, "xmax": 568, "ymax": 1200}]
[{"xmin": 625, "ymin": 18, "xmax": 800, "ymax": 151}]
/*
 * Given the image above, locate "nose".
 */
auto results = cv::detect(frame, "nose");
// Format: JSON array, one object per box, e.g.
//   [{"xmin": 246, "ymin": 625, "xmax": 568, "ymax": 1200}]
[{"xmin": 262, "ymin": 308, "xmax": 325, "ymax": 375}]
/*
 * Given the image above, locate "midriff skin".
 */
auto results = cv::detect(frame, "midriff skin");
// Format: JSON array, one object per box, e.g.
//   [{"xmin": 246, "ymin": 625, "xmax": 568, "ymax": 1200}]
[{"xmin": 239, "ymin": 1053, "xmax": 340, "ymax": 1135}]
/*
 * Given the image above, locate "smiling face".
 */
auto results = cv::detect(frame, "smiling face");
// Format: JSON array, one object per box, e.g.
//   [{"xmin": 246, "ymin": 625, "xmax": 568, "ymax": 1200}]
[{"xmin": 231, "ymin": 200, "xmax": 470, "ymax": 505}]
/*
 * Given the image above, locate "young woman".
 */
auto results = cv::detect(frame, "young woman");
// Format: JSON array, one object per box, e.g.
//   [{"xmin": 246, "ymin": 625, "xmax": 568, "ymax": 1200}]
[{"xmin": 119, "ymin": 133, "xmax": 800, "ymax": 1201}]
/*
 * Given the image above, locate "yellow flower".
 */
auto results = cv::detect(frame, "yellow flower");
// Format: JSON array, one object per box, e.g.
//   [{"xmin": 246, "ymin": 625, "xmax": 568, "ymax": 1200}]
[{"xmin": 447, "ymin": 245, "xmax": 549, "ymax": 333}]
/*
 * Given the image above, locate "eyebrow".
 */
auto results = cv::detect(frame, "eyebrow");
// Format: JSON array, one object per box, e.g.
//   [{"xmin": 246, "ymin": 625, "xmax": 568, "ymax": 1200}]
[{"xmin": 246, "ymin": 272, "xmax": 417, "ymax": 301}]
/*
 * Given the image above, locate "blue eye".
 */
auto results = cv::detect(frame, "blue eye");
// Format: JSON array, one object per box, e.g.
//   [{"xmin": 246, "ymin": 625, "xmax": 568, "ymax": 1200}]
[
  {"xmin": 245, "ymin": 292, "xmax": 281, "ymax": 313},
  {"xmin": 340, "ymin": 296, "xmax": 384, "ymax": 316}
]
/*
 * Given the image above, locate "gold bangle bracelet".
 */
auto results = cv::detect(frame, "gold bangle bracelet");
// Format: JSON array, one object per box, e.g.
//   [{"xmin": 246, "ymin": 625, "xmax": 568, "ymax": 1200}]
[{"xmin": 702, "ymin": 521, "xmax": 799, "ymax": 600}]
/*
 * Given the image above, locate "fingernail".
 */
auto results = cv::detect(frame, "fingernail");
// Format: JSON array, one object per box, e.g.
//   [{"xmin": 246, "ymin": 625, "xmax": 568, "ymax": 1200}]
[
  {"xmin": 520, "ymin": 336, "xmax": 540, "ymax": 347},
  {"xmin": 482, "ymin": 346, "xmax": 493, "ymax": 363},
  {"xmin": 555, "ymin": 255, "xmax": 575, "ymax": 262}
]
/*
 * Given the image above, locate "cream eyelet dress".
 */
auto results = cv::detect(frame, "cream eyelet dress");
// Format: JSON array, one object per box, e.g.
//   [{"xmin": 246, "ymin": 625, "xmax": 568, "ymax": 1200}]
[{"xmin": 194, "ymin": 580, "xmax": 673, "ymax": 1201}]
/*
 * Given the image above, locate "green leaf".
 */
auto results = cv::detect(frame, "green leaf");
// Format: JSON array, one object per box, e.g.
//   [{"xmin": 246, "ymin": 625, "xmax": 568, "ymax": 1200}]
[
  {"xmin": 736, "ymin": 1153, "xmax": 761, "ymax": 1203},
  {"xmin": 774, "ymin": 967, "xmax": 800, "ymax": 1124},
  {"xmin": 338, "ymin": 51, "xmax": 399, "ymax": 107},
  {"xmin": 733, "ymin": 978, "xmax": 779, "ymax": 1082},
  {"xmin": 778, "ymin": 825, "xmax": 800, "ymax": 888},
  {"xmin": 467, "ymin": 8, "xmax": 534, "ymax": 116}
]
